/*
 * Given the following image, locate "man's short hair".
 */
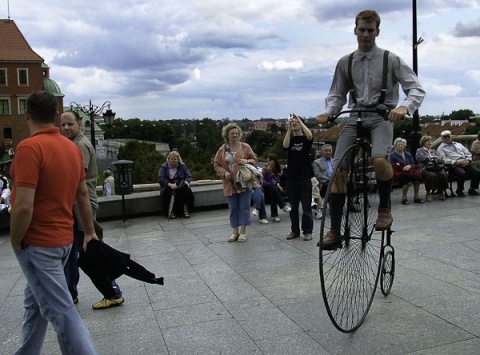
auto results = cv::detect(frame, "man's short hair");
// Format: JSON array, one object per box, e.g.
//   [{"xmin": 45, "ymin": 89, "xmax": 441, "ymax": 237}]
[
  {"xmin": 63, "ymin": 110, "xmax": 82, "ymax": 122},
  {"xmin": 322, "ymin": 144, "xmax": 332, "ymax": 151},
  {"xmin": 26, "ymin": 91, "xmax": 58, "ymax": 124},
  {"xmin": 355, "ymin": 9, "xmax": 381, "ymax": 28}
]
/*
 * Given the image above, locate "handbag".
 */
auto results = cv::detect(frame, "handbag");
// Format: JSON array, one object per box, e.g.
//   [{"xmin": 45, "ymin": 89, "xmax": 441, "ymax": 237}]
[
  {"xmin": 425, "ymin": 160, "xmax": 444, "ymax": 172},
  {"xmin": 393, "ymin": 163, "xmax": 422, "ymax": 180},
  {"xmin": 238, "ymin": 165, "xmax": 253, "ymax": 182}
]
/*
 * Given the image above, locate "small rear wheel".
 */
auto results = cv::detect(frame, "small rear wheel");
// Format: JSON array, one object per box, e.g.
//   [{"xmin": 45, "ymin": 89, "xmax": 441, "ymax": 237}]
[{"xmin": 380, "ymin": 247, "xmax": 395, "ymax": 296}]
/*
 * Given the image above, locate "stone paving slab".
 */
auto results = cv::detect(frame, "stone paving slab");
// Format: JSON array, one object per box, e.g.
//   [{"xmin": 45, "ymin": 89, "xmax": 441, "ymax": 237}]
[{"xmin": 0, "ymin": 185, "xmax": 479, "ymax": 354}]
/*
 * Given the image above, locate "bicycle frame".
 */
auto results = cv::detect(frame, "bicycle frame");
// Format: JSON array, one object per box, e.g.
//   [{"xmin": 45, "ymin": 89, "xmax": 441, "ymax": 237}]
[{"xmin": 319, "ymin": 103, "xmax": 395, "ymax": 332}]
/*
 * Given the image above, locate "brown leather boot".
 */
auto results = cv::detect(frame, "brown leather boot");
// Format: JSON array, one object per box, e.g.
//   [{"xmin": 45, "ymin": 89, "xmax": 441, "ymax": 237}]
[
  {"xmin": 317, "ymin": 230, "xmax": 342, "ymax": 250},
  {"xmin": 375, "ymin": 208, "xmax": 393, "ymax": 231}
]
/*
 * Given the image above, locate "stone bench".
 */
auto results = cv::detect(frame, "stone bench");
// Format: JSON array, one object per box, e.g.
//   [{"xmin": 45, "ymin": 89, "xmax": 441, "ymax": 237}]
[{"xmin": 96, "ymin": 181, "xmax": 227, "ymax": 220}]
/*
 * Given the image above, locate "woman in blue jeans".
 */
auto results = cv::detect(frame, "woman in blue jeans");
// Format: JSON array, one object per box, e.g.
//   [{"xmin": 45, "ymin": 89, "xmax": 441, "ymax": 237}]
[{"xmin": 214, "ymin": 123, "xmax": 257, "ymax": 242}]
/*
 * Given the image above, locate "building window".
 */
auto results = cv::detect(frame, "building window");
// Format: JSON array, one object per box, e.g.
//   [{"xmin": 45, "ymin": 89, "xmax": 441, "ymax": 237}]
[
  {"xmin": 18, "ymin": 68, "xmax": 29, "ymax": 86},
  {"xmin": 0, "ymin": 98, "xmax": 11, "ymax": 115},
  {"xmin": 18, "ymin": 97, "xmax": 27, "ymax": 115},
  {"xmin": 0, "ymin": 69, "xmax": 6, "ymax": 85},
  {"xmin": 4, "ymin": 127, "xmax": 12, "ymax": 139}
]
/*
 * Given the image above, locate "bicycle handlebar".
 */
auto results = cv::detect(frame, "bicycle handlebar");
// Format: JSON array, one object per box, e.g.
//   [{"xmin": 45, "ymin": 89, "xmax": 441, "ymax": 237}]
[{"xmin": 327, "ymin": 104, "xmax": 389, "ymax": 123}]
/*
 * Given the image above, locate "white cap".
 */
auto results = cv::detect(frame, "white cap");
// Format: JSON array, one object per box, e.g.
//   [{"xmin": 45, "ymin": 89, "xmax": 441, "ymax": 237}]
[{"xmin": 441, "ymin": 130, "xmax": 452, "ymax": 137}]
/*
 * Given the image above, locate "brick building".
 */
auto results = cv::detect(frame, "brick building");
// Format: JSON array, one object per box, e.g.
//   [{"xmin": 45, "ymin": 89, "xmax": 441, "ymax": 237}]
[{"xmin": 0, "ymin": 19, "xmax": 64, "ymax": 152}]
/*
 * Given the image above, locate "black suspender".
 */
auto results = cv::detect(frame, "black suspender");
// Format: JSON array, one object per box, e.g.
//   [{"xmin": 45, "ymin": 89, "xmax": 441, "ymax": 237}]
[
  {"xmin": 348, "ymin": 50, "xmax": 390, "ymax": 105},
  {"xmin": 379, "ymin": 50, "xmax": 390, "ymax": 104},
  {"xmin": 347, "ymin": 52, "xmax": 356, "ymax": 104}
]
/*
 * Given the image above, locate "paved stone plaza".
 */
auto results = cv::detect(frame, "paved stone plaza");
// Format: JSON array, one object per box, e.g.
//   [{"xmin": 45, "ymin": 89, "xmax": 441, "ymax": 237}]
[{"xmin": 0, "ymin": 187, "xmax": 479, "ymax": 354}]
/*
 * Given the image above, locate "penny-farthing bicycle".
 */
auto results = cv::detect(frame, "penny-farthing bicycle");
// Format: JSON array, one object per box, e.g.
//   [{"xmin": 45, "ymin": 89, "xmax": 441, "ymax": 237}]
[{"xmin": 319, "ymin": 104, "xmax": 395, "ymax": 333}]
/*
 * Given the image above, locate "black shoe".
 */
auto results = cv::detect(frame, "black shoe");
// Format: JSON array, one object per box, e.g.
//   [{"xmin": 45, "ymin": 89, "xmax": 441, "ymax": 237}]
[
  {"xmin": 456, "ymin": 190, "xmax": 466, "ymax": 197},
  {"xmin": 468, "ymin": 189, "xmax": 479, "ymax": 196}
]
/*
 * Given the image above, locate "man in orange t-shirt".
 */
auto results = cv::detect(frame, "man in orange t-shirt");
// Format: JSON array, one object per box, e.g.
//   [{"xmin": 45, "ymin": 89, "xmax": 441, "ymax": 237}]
[{"xmin": 10, "ymin": 91, "xmax": 99, "ymax": 354}]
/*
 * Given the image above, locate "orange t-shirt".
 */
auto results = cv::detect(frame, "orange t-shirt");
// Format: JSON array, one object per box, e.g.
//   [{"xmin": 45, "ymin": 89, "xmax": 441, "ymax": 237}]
[{"xmin": 11, "ymin": 127, "xmax": 86, "ymax": 247}]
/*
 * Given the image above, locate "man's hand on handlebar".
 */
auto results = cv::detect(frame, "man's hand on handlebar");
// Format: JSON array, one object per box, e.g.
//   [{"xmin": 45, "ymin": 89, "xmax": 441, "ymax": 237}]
[
  {"xmin": 316, "ymin": 113, "xmax": 330, "ymax": 124},
  {"xmin": 388, "ymin": 106, "xmax": 408, "ymax": 122}
]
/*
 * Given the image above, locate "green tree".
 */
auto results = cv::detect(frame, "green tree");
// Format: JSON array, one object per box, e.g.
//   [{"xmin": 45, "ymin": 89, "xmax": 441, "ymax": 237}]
[
  {"xmin": 117, "ymin": 140, "xmax": 165, "ymax": 184},
  {"xmin": 245, "ymin": 130, "xmax": 278, "ymax": 159},
  {"xmin": 448, "ymin": 109, "xmax": 474, "ymax": 121},
  {"xmin": 393, "ymin": 120, "xmax": 413, "ymax": 140},
  {"xmin": 465, "ymin": 123, "xmax": 480, "ymax": 135}
]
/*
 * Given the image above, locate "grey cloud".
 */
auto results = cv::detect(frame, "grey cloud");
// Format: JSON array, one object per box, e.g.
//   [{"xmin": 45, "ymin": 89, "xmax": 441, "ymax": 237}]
[
  {"xmin": 310, "ymin": 0, "xmax": 409, "ymax": 23},
  {"xmin": 186, "ymin": 26, "xmax": 279, "ymax": 50},
  {"xmin": 453, "ymin": 18, "xmax": 480, "ymax": 37}
]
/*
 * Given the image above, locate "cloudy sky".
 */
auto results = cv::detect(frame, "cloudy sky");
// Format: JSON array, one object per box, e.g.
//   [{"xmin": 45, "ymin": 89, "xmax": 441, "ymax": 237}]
[{"xmin": 4, "ymin": 0, "xmax": 480, "ymax": 120}]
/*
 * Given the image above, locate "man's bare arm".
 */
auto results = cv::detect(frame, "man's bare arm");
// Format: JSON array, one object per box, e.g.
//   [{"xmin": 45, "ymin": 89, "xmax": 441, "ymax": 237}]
[{"xmin": 10, "ymin": 187, "xmax": 35, "ymax": 250}]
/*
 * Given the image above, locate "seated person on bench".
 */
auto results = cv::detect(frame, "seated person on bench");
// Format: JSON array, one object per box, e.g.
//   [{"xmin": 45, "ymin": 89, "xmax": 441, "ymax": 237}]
[
  {"xmin": 437, "ymin": 130, "xmax": 480, "ymax": 197},
  {"xmin": 389, "ymin": 137, "xmax": 424, "ymax": 204}
]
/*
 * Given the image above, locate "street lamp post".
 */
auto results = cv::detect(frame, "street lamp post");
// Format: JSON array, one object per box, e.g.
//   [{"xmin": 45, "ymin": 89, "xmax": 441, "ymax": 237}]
[
  {"xmin": 409, "ymin": 0, "xmax": 424, "ymax": 156},
  {"xmin": 69, "ymin": 100, "xmax": 116, "ymax": 150}
]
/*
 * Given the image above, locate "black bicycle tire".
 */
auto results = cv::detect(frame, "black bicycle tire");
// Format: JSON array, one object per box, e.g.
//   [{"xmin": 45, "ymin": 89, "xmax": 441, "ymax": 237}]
[
  {"xmin": 380, "ymin": 248, "xmax": 395, "ymax": 296},
  {"xmin": 319, "ymin": 143, "xmax": 384, "ymax": 332}
]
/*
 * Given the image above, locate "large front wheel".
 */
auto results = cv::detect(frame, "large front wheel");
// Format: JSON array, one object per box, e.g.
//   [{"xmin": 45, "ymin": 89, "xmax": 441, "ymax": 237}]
[{"xmin": 319, "ymin": 144, "xmax": 384, "ymax": 332}]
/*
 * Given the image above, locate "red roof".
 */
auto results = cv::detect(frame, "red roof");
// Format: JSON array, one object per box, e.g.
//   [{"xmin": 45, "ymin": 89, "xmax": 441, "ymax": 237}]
[
  {"xmin": 421, "ymin": 122, "xmax": 471, "ymax": 137},
  {"xmin": 0, "ymin": 19, "xmax": 43, "ymax": 62}
]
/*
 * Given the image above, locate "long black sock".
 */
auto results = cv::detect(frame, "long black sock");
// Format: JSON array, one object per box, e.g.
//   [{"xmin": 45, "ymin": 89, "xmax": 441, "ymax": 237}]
[
  {"xmin": 329, "ymin": 193, "xmax": 346, "ymax": 233},
  {"xmin": 377, "ymin": 179, "xmax": 392, "ymax": 209}
]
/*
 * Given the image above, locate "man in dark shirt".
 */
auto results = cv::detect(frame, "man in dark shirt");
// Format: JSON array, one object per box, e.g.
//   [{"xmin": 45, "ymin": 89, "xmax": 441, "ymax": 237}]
[{"xmin": 283, "ymin": 114, "xmax": 314, "ymax": 241}]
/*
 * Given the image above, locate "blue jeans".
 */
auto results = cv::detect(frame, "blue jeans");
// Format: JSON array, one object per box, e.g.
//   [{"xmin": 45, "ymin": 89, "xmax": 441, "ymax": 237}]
[
  {"xmin": 287, "ymin": 178, "xmax": 313, "ymax": 235},
  {"xmin": 226, "ymin": 190, "xmax": 252, "ymax": 228},
  {"xmin": 14, "ymin": 245, "xmax": 98, "ymax": 355},
  {"xmin": 251, "ymin": 188, "xmax": 267, "ymax": 219},
  {"xmin": 64, "ymin": 218, "xmax": 84, "ymax": 299}
]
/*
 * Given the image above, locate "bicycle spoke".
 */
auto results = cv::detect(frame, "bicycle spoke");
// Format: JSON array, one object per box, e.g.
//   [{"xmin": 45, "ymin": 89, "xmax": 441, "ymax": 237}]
[{"xmin": 319, "ymin": 144, "xmax": 384, "ymax": 332}]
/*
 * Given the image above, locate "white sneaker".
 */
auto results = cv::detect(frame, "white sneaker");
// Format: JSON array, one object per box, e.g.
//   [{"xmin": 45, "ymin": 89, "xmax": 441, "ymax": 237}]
[
  {"xmin": 282, "ymin": 205, "xmax": 291, "ymax": 213},
  {"xmin": 314, "ymin": 209, "xmax": 322, "ymax": 220},
  {"xmin": 259, "ymin": 219, "xmax": 269, "ymax": 224},
  {"xmin": 251, "ymin": 208, "xmax": 258, "ymax": 216},
  {"xmin": 273, "ymin": 216, "xmax": 281, "ymax": 222}
]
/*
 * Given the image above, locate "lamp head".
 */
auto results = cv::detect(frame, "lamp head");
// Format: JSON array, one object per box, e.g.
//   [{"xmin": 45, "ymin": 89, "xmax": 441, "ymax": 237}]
[{"xmin": 103, "ymin": 109, "xmax": 116, "ymax": 127}]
